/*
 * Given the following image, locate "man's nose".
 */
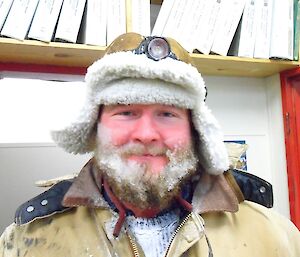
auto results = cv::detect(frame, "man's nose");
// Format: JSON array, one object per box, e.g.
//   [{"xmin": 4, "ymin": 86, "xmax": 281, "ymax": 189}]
[{"xmin": 131, "ymin": 115, "xmax": 160, "ymax": 144}]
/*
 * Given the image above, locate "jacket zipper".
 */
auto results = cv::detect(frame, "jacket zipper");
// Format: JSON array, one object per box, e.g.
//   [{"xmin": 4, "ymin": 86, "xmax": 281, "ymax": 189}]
[
  {"xmin": 127, "ymin": 212, "xmax": 198, "ymax": 257},
  {"xmin": 163, "ymin": 212, "xmax": 193, "ymax": 257},
  {"xmin": 128, "ymin": 232, "xmax": 140, "ymax": 257}
]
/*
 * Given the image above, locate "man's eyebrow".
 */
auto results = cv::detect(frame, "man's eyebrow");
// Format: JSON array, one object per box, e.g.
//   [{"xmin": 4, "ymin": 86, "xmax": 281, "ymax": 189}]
[{"xmin": 103, "ymin": 105, "xmax": 127, "ymax": 111}]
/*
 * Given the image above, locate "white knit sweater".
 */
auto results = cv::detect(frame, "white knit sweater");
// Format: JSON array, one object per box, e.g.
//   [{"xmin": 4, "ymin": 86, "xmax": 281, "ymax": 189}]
[{"xmin": 126, "ymin": 210, "xmax": 180, "ymax": 257}]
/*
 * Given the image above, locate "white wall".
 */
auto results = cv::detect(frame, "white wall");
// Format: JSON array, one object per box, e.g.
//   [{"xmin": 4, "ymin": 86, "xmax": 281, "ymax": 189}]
[
  {"xmin": 0, "ymin": 144, "xmax": 90, "ymax": 232},
  {"xmin": 0, "ymin": 77, "xmax": 92, "ymax": 232},
  {"xmin": 0, "ymin": 75, "xmax": 290, "ymax": 232},
  {"xmin": 0, "ymin": 78, "xmax": 86, "ymax": 143},
  {"xmin": 265, "ymin": 75, "xmax": 290, "ymax": 216}
]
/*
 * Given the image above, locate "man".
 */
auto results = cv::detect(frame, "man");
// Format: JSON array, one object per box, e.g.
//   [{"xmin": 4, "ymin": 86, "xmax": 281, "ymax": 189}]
[{"xmin": 1, "ymin": 33, "xmax": 299, "ymax": 257}]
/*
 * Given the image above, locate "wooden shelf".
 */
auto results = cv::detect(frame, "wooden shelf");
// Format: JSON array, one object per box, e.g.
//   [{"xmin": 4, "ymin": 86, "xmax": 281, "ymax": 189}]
[
  {"xmin": 0, "ymin": 38, "xmax": 106, "ymax": 68},
  {"xmin": 0, "ymin": 38, "xmax": 299, "ymax": 77},
  {"xmin": 191, "ymin": 53, "xmax": 300, "ymax": 77},
  {"xmin": 150, "ymin": 0, "xmax": 163, "ymax": 4}
]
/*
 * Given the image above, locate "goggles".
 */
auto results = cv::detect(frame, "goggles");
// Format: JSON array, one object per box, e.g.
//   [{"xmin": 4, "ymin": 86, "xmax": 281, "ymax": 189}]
[{"xmin": 105, "ymin": 32, "xmax": 193, "ymax": 65}]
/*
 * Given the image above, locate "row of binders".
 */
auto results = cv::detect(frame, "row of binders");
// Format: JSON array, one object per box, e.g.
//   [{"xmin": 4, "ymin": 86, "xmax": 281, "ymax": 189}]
[
  {"xmin": 0, "ymin": 0, "xmax": 119, "ymax": 47},
  {"xmin": 155, "ymin": 0, "xmax": 297, "ymax": 61},
  {"xmin": 0, "ymin": 0, "xmax": 150, "ymax": 47},
  {"xmin": 0, "ymin": 0, "xmax": 297, "ymax": 61}
]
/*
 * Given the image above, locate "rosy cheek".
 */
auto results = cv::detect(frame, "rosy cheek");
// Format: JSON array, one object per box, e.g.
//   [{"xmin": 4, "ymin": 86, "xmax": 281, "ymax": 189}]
[
  {"xmin": 109, "ymin": 129, "xmax": 132, "ymax": 146},
  {"xmin": 164, "ymin": 133, "xmax": 192, "ymax": 151}
]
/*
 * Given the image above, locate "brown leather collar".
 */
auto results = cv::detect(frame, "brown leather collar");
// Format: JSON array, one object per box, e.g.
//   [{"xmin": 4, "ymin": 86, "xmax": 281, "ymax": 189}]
[{"xmin": 62, "ymin": 159, "xmax": 109, "ymax": 208}]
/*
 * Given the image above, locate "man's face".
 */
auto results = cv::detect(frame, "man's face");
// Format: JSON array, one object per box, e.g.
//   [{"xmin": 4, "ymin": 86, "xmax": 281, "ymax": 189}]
[
  {"xmin": 99, "ymin": 104, "xmax": 192, "ymax": 174},
  {"xmin": 95, "ymin": 103, "xmax": 198, "ymax": 211}
]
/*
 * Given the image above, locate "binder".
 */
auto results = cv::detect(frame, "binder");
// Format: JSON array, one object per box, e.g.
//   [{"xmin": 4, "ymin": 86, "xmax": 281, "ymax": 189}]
[
  {"xmin": 28, "ymin": 0, "xmax": 64, "ymax": 42},
  {"xmin": 0, "ymin": 0, "xmax": 14, "ymax": 31},
  {"xmin": 151, "ymin": 0, "xmax": 174, "ymax": 36},
  {"xmin": 54, "ymin": 0, "xmax": 86, "ymax": 43},
  {"xmin": 195, "ymin": 0, "xmax": 223, "ymax": 55},
  {"xmin": 237, "ymin": 0, "xmax": 262, "ymax": 58},
  {"xmin": 1, "ymin": 0, "xmax": 40, "ymax": 40},
  {"xmin": 269, "ymin": 0, "xmax": 294, "ymax": 60},
  {"xmin": 82, "ymin": 0, "xmax": 107, "ymax": 46},
  {"xmin": 211, "ymin": 0, "xmax": 246, "ymax": 56},
  {"xmin": 254, "ymin": 0, "xmax": 273, "ymax": 59},
  {"xmin": 131, "ymin": 0, "xmax": 150, "ymax": 35},
  {"xmin": 106, "ymin": 0, "xmax": 126, "ymax": 45}
]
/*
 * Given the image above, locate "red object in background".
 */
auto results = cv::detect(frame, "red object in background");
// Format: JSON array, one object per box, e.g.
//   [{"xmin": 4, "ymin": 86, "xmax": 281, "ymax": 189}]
[
  {"xmin": 281, "ymin": 68, "xmax": 300, "ymax": 229},
  {"xmin": 0, "ymin": 62, "xmax": 87, "ymax": 75}
]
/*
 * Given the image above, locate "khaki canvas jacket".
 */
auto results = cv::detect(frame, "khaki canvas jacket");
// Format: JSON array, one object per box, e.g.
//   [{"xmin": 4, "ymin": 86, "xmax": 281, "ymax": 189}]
[{"xmin": 1, "ymin": 159, "xmax": 300, "ymax": 257}]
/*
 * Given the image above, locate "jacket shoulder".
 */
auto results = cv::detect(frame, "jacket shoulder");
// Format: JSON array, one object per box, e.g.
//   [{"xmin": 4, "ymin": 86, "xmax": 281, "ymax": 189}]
[
  {"xmin": 242, "ymin": 201, "xmax": 300, "ymax": 242},
  {"xmin": 203, "ymin": 202, "xmax": 300, "ymax": 257},
  {"xmin": 15, "ymin": 180, "xmax": 73, "ymax": 225},
  {"xmin": 229, "ymin": 169, "xmax": 273, "ymax": 208}
]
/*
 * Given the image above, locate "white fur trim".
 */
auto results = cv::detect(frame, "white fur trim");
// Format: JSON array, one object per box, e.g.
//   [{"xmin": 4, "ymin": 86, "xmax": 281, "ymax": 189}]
[
  {"xmin": 192, "ymin": 104, "xmax": 229, "ymax": 175},
  {"xmin": 97, "ymin": 78, "xmax": 198, "ymax": 108},
  {"xmin": 85, "ymin": 51, "xmax": 206, "ymax": 101},
  {"xmin": 51, "ymin": 51, "xmax": 228, "ymax": 175}
]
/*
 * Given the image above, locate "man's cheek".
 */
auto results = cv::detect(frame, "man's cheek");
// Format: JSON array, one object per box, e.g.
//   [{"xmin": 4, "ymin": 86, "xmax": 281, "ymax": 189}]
[
  {"xmin": 164, "ymin": 135, "xmax": 191, "ymax": 150},
  {"xmin": 101, "ymin": 127, "xmax": 130, "ymax": 146},
  {"xmin": 111, "ymin": 135, "xmax": 130, "ymax": 146}
]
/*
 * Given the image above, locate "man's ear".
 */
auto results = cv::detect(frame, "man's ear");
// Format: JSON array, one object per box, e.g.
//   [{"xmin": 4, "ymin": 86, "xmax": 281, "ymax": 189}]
[
  {"xmin": 189, "ymin": 111, "xmax": 199, "ymax": 145},
  {"xmin": 190, "ymin": 119, "xmax": 203, "ymax": 168},
  {"xmin": 97, "ymin": 105, "xmax": 104, "ymax": 122},
  {"xmin": 88, "ymin": 127, "xmax": 97, "ymax": 151},
  {"xmin": 88, "ymin": 105, "xmax": 103, "ymax": 151},
  {"xmin": 95, "ymin": 105, "xmax": 104, "ymax": 138}
]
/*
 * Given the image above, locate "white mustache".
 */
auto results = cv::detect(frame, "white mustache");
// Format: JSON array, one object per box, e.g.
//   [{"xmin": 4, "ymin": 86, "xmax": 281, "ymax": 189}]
[{"xmin": 117, "ymin": 143, "xmax": 168, "ymax": 157}]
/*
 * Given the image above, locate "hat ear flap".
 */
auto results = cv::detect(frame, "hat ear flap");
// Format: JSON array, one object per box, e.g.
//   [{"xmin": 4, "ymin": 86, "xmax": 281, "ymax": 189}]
[
  {"xmin": 192, "ymin": 104, "xmax": 229, "ymax": 175},
  {"xmin": 51, "ymin": 104, "xmax": 99, "ymax": 154}
]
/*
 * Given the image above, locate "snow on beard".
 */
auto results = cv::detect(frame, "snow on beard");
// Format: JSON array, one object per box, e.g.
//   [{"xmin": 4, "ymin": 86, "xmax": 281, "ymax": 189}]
[{"xmin": 94, "ymin": 124, "xmax": 199, "ymax": 211}]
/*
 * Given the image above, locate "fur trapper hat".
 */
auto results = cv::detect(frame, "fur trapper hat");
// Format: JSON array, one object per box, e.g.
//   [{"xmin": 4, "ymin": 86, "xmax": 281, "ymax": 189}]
[{"xmin": 51, "ymin": 33, "xmax": 229, "ymax": 175}]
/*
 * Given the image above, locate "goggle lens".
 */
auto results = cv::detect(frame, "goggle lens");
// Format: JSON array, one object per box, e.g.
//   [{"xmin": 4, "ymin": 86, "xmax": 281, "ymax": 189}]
[{"xmin": 147, "ymin": 37, "xmax": 171, "ymax": 60}]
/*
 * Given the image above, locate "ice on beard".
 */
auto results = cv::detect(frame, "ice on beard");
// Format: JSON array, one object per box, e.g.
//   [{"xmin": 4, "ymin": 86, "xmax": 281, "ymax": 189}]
[{"xmin": 96, "ymin": 141, "xmax": 198, "ymax": 200}]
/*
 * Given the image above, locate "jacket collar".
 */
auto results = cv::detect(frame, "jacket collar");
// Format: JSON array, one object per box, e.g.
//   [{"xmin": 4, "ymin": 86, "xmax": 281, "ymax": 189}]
[{"xmin": 62, "ymin": 158, "xmax": 239, "ymax": 214}]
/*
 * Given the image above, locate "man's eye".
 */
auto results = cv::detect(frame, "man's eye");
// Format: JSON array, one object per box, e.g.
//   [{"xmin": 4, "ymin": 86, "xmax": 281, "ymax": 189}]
[
  {"xmin": 116, "ymin": 111, "xmax": 134, "ymax": 116},
  {"xmin": 159, "ymin": 112, "xmax": 176, "ymax": 117}
]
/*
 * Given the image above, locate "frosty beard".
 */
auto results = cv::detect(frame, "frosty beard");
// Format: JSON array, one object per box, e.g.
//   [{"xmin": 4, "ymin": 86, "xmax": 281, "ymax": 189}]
[{"xmin": 94, "ymin": 126, "xmax": 199, "ymax": 211}]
